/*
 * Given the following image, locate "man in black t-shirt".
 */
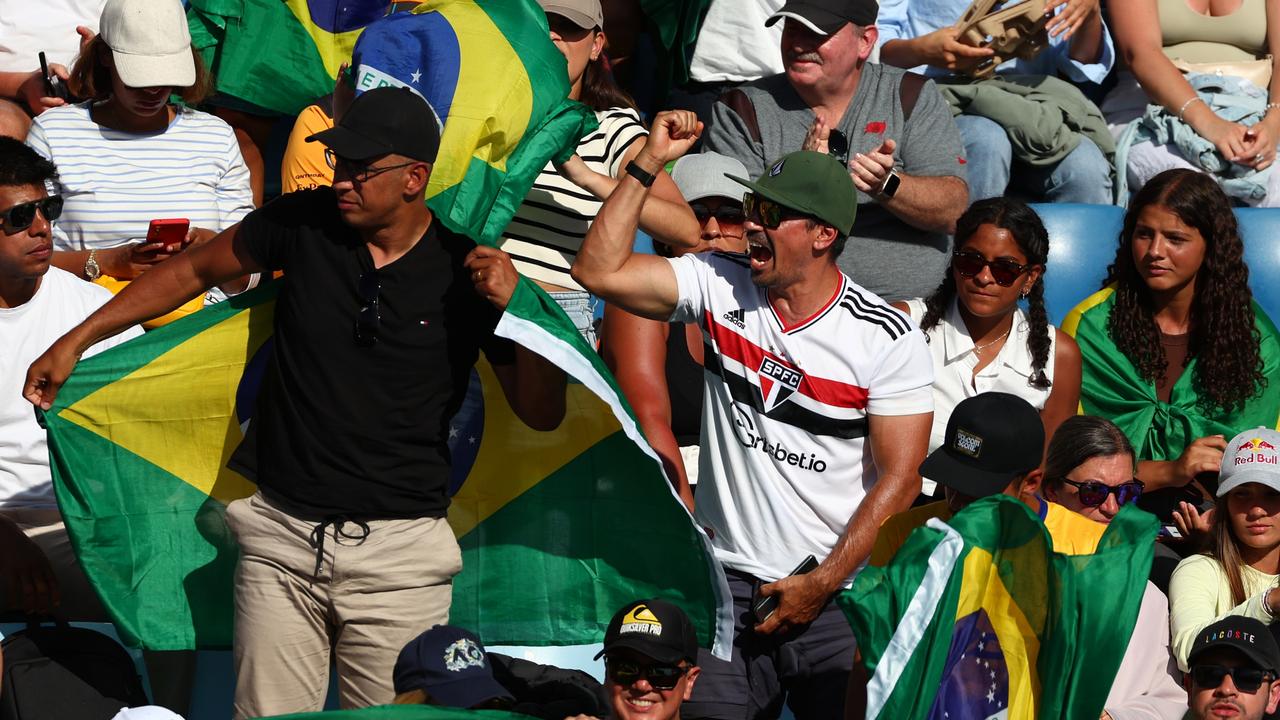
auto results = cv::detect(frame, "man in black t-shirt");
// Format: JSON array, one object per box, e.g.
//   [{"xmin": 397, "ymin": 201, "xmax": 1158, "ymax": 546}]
[{"xmin": 25, "ymin": 86, "xmax": 566, "ymax": 718}]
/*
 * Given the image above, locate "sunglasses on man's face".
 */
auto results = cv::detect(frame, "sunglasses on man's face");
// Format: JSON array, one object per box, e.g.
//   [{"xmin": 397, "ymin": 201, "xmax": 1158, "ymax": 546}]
[
  {"xmin": 1062, "ymin": 478, "xmax": 1144, "ymax": 508},
  {"xmin": 1, "ymin": 195, "xmax": 62, "ymax": 234},
  {"xmin": 325, "ymin": 149, "xmax": 416, "ymax": 183},
  {"xmin": 606, "ymin": 659, "xmax": 688, "ymax": 691},
  {"xmin": 1192, "ymin": 664, "xmax": 1273, "ymax": 694},
  {"xmin": 951, "ymin": 251, "xmax": 1032, "ymax": 287},
  {"xmin": 742, "ymin": 193, "xmax": 806, "ymax": 230},
  {"xmin": 690, "ymin": 203, "xmax": 745, "ymax": 226}
]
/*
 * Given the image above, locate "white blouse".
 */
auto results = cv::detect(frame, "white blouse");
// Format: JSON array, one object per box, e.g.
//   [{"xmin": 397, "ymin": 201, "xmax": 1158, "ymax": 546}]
[{"xmin": 905, "ymin": 298, "xmax": 1057, "ymax": 494}]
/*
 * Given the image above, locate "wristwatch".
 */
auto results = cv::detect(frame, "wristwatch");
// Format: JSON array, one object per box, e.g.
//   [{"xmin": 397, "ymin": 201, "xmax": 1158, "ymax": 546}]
[
  {"xmin": 877, "ymin": 168, "xmax": 902, "ymax": 200},
  {"xmin": 624, "ymin": 160, "xmax": 657, "ymax": 188},
  {"xmin": 84, "ymin": 249, "xmax": 101, "ymax": 280}
]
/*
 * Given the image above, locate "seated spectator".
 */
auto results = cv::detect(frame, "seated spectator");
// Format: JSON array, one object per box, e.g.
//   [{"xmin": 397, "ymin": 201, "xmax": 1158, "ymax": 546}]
[
  {"xmin": 1185, "ymin": 616, "xmax": 1280, "ymax": 720},
  {"xmin": 1065, "ymin": 169, "xmax": 1280, "ymax": 520},
  {"xmin": 0, "ymin": 137, "xmax": 141, "ymax": 619},
  {"xmin": 877, "ymin": 0, "xmax": 1115, "ymax": 204},
  {"xmin": 25, "ymin": 0, "xmax": 253, "ymax": 291},
  {"xmin": 599, "ymin": 152, "xmax": 749, "ymax": 509},
  {"xmin": 1169, "ymin": 427, "xmax": 1280, "ymax": 672},
  {"xmin": 1039, "ymin": 415, "xmax": 1146, "ymax": 527},
  {"xmin": 703, "ymin": 0, "xmax": 968, "ymax": 301},
  {"xmin": 1107, "ymin": 0, "xmax": 1280, "ymax": 206},
  {"xmin": 893, "ymin": 197, "xmax": 1080, "ymax": 497},
  {"xmin": 499, "ymin": 0, "xmax": 698, "ymax": 345},
  {"xmin": 865, "ymin": 395, "xmax": 1186, "ymax": 718},
  {"xmin": 595, "ymin": 599, "xmax": 701, "ymax": 720},
  {"xmin": 392, "ymin": 626, "xmax": 514, "ymax": 709}
]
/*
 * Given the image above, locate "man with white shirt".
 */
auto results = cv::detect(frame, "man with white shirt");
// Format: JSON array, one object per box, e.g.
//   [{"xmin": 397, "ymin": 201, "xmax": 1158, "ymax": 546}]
[{"xmin": 0, "ymin": 136, "xmax": 140, "ymax": 617}]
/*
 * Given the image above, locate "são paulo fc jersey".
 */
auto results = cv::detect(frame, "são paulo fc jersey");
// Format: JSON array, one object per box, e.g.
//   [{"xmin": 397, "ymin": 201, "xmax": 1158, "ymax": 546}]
[{"xmin": 669, "ymin": 252, "xmax": 934, "ymax": 584}]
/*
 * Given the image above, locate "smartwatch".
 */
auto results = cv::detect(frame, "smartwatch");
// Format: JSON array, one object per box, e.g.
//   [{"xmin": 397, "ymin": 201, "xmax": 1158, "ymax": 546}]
[
  {"xmin": 624, "ymin": 160, "xmax": 657, "ymax": 188},
  {"xmin": 878, "ymin": 168, "xmax": 902, "ymax": 199}
]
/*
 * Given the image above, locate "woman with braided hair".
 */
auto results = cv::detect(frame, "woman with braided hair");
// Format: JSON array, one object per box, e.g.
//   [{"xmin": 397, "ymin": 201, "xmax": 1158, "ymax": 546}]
[
  {"xmin": 893, "ymin": 197, "xmax": 1082, "ymax": 496},
  {"xmin": 1064, "ymin": 168, "xmax": 1280, "ymax": 520}
]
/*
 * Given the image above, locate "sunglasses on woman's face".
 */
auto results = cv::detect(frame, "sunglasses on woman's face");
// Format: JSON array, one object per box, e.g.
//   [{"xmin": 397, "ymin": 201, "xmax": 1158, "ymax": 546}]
[
  {"xmin": 1, "ymin": 195, "xmax": 63, "ymax": 234},
  {"xmin": 1062, "ymin": 477, "xmax": 1144, "ymax": 507},
  {"xmin": 1192, "ymin": 664, "xmax": 1272, "ymax": 694},
  {"xmin": 951, "ymin": 251, "xmax": 1031, "ymax": 287}
]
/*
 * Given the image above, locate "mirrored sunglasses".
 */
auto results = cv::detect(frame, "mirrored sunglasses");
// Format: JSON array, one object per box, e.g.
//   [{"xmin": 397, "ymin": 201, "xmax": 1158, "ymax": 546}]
[
  {"xmin": 2, "ymin": 195, "xmax": 63, "ymax": 233},
  {"xmin": 606, "ymin": 658, "xmax": 688, "ymax": 691},
  {"xmin": 1062, "ymin": 478, "xmax": 1144, "ymax": 507}
]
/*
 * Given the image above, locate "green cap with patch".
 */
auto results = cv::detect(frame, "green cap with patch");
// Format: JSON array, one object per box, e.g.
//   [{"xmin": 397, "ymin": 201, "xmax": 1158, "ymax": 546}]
[{"xmin": 726, "ymin": 150, "xmax": 856, "ymax": 235}]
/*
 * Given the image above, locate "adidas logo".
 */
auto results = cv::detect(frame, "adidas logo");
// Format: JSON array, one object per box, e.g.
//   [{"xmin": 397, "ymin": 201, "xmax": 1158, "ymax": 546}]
[{"xmin": 723, "ymin": 308, "xmax": 746, "ymax": 329}]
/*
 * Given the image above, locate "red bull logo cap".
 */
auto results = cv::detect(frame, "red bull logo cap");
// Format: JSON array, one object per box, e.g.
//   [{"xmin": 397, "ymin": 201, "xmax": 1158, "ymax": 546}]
[{"xmin": 1218, "ymin": 427, "xmax": 1280, "ymax": 497}]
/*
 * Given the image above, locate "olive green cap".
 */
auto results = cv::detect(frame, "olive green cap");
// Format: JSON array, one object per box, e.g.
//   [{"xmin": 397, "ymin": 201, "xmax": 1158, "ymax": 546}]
[{"xmin": 726, "ymin": 150, "xmax": 856, "ymax": 235}]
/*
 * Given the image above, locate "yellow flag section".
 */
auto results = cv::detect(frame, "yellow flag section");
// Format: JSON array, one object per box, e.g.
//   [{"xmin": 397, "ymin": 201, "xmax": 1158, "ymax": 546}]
[{"xmin": 43, "ymin": 280, "xmax": 733, "ymax": 655}]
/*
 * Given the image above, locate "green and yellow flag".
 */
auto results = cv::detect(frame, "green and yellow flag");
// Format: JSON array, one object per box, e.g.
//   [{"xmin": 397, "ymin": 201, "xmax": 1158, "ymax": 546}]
[
  {"xmin": 840, "ymin": 495, "xmax": 1155, "ymax": 719},
  {"xmin": 42, "ymin": 281, "xmax": 731, "ymax": 653},
  {"xmin": 1062, "ymin": 286, "xmax": 1280, "ymax": 458}
]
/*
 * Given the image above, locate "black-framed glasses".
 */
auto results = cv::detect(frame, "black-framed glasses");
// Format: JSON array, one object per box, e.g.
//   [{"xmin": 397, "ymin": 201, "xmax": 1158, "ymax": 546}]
[
  {"xmin": 1, "ymin": 195, "xmax": 62, "ymax": 234},
  {"xmin": 1061, "ymin": 478, "xmax": 1144, "ymax": 508},
  {"xmin": 605, "ymin": 658, "xmax": 688, "ymax": 691},
  {"xmin": 951, "ymin": 251, "xmax": 1033, "ymax": 287},
  {"xmin": 690, "ymin": 202, "xmax": 746, "ymax": 226},
  {"xmin": 743, "ymin": 192, "xmax": 805, "ymax": 230},
  {"xmin": 828, "ymin": 129, "xmax": 850, "ymax": 167},
  {"xmin": 355, "ymin": 270, "xmax": 380, "ymax": 346},
  {"xmin": 1192, "ymin": 664, "xmax": 1273, "ymax": 694},
  {"xmin": 325, "ymin": 149, "xmax": 416, "ymax": 183}
]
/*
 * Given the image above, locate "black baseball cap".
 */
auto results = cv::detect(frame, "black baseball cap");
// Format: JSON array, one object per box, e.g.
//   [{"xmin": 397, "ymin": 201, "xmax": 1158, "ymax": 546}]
[
  {"xmin": 919, "ymin": 392, "xmax": 1045, "ymax": 498},
  {"xmin": 727, "ymin": 150, "xmax": 856, "ymax": 235},
  {"xmin": 593, "ymin": 599, "xmax": 699, "ymax": 665},
  {"xmin": 392, "ymin": 625, "xmax": 514, "ymax": 708},
  {"xmin": 307, "ymin": 86, "xmax": 441, "ymax": 163},
  {"xmin": 766, "ymin": 0, "xmax": 879, "ymax": 35},
  {"xmin": 1189, "ymin": 616, "xmax": 1280, "ymax": 675}
]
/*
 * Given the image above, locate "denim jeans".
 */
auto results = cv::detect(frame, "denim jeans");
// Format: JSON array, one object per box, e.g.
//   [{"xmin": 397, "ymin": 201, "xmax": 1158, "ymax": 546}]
[
  {"xmin": 955, "ymin": 114, "xmax": 1113, "ymax": 204},
  {"xmin": 548, "ymin": 290, "xmax": 598, "ymax": 348}
]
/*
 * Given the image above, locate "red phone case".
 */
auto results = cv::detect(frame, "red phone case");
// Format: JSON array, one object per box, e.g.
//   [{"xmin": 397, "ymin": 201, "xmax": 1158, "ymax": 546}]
[{"xmin": 147, "ymin": 218, "xmax": 190, "ymax": 248}]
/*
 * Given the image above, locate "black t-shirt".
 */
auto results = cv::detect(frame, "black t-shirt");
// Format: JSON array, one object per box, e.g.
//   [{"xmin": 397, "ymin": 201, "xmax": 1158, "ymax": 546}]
[{"xmin": 228, "ymin": 188, "xmax": 514, "ymax": 519}]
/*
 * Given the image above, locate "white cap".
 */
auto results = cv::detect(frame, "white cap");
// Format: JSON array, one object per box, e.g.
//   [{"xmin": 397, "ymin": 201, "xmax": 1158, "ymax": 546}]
[
  {"xmin": 1217, "ymin": 427, "xmax": 1280, "ymax": 497},
  {"xmin": 670, "ymin": 152, "xmax": 750, "ymax": 203},
  {"xmin": 99, "ymin": 0, "xmax": 195, "ymax": 88},
  {"xmin": 111, "ymin": 706, "xmax": 185, "ymax": 720}
]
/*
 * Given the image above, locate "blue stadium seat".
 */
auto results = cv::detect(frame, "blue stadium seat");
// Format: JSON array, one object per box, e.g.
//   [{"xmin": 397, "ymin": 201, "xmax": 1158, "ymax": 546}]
[{"xmin": 1031, "ymin": 204, "xmax": 1280, "ymax": 326}]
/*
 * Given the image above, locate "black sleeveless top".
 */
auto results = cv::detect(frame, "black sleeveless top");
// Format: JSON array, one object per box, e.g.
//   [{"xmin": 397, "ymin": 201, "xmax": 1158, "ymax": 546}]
[{"xmin": 666, "ymin": 323, "xmax": 704, "ymax": 446}]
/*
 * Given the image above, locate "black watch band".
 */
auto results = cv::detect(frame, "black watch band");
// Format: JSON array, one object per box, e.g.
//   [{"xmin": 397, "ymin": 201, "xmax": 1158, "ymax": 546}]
[{"xmin": 624, "ymin": 160, "xmax": 657, "ymax": 188}]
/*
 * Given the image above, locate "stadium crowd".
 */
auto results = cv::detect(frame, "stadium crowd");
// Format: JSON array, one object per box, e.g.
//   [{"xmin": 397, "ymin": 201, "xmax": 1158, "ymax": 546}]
[{"xmin": 3, "ymin": 0, "xmax": 1280, "ymax": 718}]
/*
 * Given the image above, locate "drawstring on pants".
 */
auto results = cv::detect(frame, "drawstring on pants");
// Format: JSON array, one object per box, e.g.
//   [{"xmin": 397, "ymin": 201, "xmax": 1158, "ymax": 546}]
[{"xmin": 308, "ymin": 515, "xmax": 371, "ymax": 580}]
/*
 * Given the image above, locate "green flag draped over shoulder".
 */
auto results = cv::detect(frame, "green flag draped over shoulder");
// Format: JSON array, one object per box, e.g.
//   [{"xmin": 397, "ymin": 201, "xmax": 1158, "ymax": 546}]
[
  {"xmin": 840, "ymin": 495, "xmax": 1155, "ymax": 719},
  {"xmin": 1062, "ymin": 286, "xmax": 1280, "ymax": 459}
]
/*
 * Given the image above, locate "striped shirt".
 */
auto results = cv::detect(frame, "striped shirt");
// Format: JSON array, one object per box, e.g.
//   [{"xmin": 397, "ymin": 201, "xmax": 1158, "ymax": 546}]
[
  {"xmin": 26, "ymin": 102, "xmax": 253, "ymax": 251},
  {"xmin": 499, "ymin": 106, "xmax": 646, "ymax": 290},
  {"xmin": 670, "ymin": 252, "xmax": 933, "ymax": 584}
]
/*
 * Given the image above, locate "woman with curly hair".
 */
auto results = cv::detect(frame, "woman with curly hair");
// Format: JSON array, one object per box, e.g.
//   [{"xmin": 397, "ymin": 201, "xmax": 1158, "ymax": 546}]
[
  {"xmin": 1064, "ymin": 168, "xmax": 1280, "ymax": 517},
  {"xmin": 893, "ymin": 197, "xmax": 1082, "ymax": 495}
]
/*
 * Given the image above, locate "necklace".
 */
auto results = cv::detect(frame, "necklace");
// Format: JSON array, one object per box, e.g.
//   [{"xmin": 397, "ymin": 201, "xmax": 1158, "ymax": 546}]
[{"xmin": 972, "ymin": 327, "xmax": 1010, "ymax": 354}]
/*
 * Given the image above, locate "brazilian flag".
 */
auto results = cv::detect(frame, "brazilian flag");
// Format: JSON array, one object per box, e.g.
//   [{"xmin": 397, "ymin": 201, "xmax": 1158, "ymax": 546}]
[
  {"xmin": 42, "ymin": 280, "xmax": 731, "ymax": 653},
  {"xmin": 840, "ymin": 495, "xmax": 1154, "ymax": 719}
]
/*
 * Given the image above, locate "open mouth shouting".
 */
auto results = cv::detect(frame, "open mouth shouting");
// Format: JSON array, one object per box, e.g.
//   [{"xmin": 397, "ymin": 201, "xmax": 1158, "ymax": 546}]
[{"xmin": 747, "ymin": 232, "xmax": 774, "ymax": 271}]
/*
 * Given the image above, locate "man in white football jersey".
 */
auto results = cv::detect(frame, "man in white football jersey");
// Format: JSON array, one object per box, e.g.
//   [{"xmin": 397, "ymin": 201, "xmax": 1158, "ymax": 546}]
[{"xmin": 572, "ymin": 110, "xmax": 933, "ymax": 720}]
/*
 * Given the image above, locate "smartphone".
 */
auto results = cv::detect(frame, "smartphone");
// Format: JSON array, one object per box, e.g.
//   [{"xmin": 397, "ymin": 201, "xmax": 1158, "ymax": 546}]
[
  {"xmin": 752, "ymin": 554, "xmax": 819, "ymax": 624},
  {"xmin": 147, "ymin": 218, "xmax": 190, "ymax": 251},
  {"xmin": 38, "ymin": 52, "xmax": 70, "ymax": 101}
]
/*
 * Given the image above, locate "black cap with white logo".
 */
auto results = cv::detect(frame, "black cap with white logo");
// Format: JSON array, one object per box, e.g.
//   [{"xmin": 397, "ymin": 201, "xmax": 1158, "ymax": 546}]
[
  {"xmin": 594, "ymin": 599, "xmax": 699, "ymax": 665},
  {"xmin": 766, "ymin": 0, "xmax": 879, "ymax": 35},
  {"xmin": 1190, "ymin": 616, "xmax": 1280, "ymax": 675},
  {"xmin": 306, "ymin": 86, "xmax": 441, "ymax": 163},
  {"xmin": 919, "ymin": 392, "xmax": 1044, "ymax": 499}
]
